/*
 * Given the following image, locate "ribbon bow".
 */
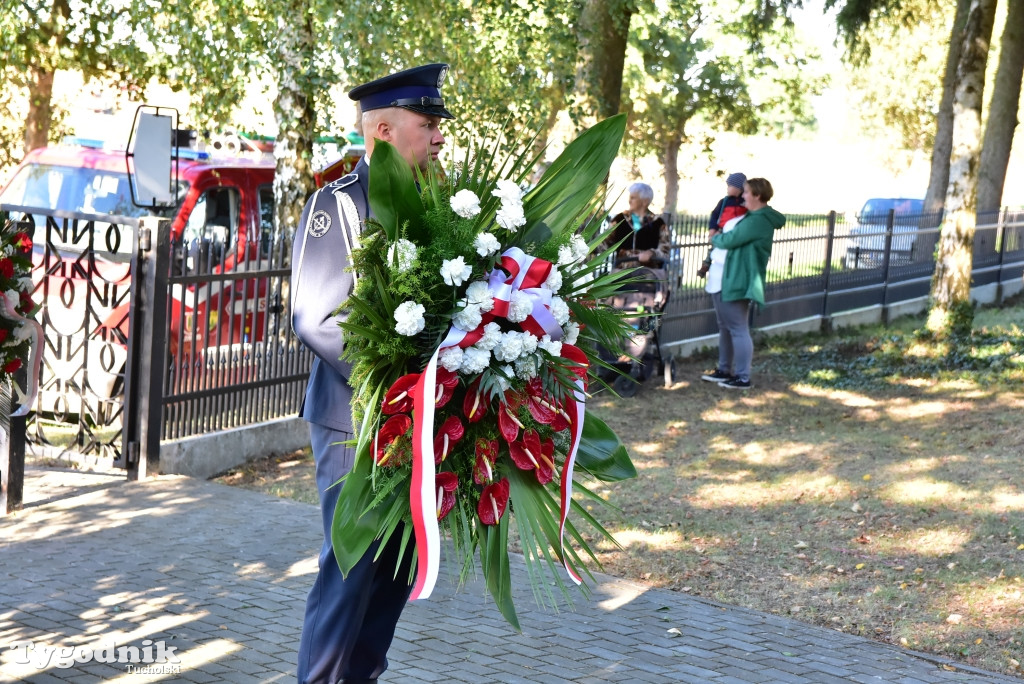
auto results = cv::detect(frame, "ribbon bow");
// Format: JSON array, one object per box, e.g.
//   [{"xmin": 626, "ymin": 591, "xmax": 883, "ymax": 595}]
[{"xmin": 407, "ymin": 247, "xmax": 586, "ymax": 600}]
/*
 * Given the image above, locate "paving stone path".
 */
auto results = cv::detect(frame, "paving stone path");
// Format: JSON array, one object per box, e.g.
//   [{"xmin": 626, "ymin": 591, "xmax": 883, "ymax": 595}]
[{"xmin": 1, "ymin": 469, "xmax": 1019, "ymax": 683}]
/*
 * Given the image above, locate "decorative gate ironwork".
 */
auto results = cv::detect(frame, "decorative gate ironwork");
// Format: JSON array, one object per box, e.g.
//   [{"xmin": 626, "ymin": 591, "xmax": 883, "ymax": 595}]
[{"xmin": 3, "ymin": 207, "xmax": 135, "ymax": 463}]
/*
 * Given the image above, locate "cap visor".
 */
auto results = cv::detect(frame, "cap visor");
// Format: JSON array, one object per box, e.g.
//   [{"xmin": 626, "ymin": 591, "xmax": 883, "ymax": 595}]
[{"xmin": 400, "ymin": 104, "xmax": 455, "ymax": 120}]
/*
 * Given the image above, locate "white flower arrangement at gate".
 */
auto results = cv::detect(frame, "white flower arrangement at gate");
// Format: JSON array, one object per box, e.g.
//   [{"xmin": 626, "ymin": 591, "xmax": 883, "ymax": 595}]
[{"xmin": 331, "ymin": 114, "xmax": 640, "ymax": 629}]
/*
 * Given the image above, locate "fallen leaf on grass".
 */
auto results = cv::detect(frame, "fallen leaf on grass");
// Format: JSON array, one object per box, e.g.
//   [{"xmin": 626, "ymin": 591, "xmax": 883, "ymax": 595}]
[
  {"xmin": 794, "ymin": 540, "xmax": 808, "ymax": 549},
  {"xmin": 946, "ymin": 614, "xmax": 963, "ymax": 625},
  {"xmin": 853, "ymin": 534, "xmax": 872, "ymax": 544},
  {"xmin": 851, "ymin": 502, "xmax": 863, "ymax": 513}
]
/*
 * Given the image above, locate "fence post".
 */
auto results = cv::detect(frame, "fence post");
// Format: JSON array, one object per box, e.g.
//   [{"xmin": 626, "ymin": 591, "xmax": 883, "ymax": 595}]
[
  {"xmin": 821, "ymin": 211, "xmax": 836, "ymax": 329},
  {"xmin": 121, "ymin": 216, "xmax": 170, "ymax": 480},
  {"xmin": 1, "ymin": 373, "xmax": 26, "ymax": 515},
  {"xmin": 881, "ymin": 209, "xmax": 895, "ymax": 324},
  {"xmin": 996, "ymin": 206, "xmax": 1008, "ymax": 303}
]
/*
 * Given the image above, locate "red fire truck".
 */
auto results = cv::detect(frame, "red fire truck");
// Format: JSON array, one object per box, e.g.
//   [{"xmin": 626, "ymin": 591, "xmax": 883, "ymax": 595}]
[{"xmin": 0, "ymin": 134, "xmax": 361, "ymax": 417}]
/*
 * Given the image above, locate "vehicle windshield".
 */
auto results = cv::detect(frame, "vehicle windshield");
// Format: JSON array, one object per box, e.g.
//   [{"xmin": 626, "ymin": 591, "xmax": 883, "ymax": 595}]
[
  {"xmin": 0, "ymin": 163, "xmax": 186, "ymax": 219},
  {"xmin": 859, "ymin": 198, "xmax": 924, "ymax": 223}
]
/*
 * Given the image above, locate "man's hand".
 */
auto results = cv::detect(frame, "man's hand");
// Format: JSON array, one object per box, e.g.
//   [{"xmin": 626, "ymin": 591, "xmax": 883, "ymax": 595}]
[
  {"xmin": 638, "ymin": 249, "xmax": 654, "ymax": 264},
  {"xmin": 697, "ymin": 263, "xmax": 709, "ymax": 279}
]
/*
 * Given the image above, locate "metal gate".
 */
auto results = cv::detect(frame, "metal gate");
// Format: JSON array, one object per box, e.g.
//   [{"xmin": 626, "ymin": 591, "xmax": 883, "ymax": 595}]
[{"xmin": 1, "ymin": 208, "xmax": 314, "ymax": 479}]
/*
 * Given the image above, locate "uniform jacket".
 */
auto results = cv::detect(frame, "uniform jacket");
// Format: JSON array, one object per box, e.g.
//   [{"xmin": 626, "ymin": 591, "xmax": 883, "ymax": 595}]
[
  {"xmin": 710, "ymin": 205, "xmax": 786, "ymax": 307},
  {"xmin": 291, "ymin": 157, "xmax": 371, "ymax": 432}
]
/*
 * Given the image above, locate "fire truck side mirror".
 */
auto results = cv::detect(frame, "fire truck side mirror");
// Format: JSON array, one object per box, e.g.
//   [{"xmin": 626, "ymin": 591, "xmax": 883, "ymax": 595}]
[{"xmin": 126, "ymin": 105, "xmax": 179, "ymax": 210}]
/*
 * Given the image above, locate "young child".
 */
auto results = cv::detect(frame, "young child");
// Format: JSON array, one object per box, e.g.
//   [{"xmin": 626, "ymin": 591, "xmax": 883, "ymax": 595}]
[{"xmin": 697, "ymin": 172, "xmax": 747, "ymax": 278}]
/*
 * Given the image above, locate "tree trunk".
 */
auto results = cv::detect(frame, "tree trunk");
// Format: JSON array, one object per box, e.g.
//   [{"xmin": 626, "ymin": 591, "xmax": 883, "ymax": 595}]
[
  {"xmin": 927, "ymin": 0, "xmax": 997, "ymax": 339},
  {"xmin": 976, "ymin": 0, "xmax": 1024, "ymax": 219},
  {"xmin": 662, "ymin": 138, "xmax": 681, "ymax": 217},
  {"xmin": 23, "ymin": 67, "xmax": 54, "ymax": 153},
  {"xmin": 921, "ymin": 0, "xmax": 971, "ymax": 229},
  {"xmin": 272, "ymin": 6, "xmax": 318, "ymax": 238},
  {"xmin": 573, "ymin": 0, "xmax": 633, "ymax": 128}
]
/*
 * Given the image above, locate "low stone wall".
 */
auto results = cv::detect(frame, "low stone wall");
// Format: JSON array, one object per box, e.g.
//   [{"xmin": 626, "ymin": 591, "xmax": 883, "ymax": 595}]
[{"xmin": 159, "ymin": 417, "xmax": 311, "ymax": 480}]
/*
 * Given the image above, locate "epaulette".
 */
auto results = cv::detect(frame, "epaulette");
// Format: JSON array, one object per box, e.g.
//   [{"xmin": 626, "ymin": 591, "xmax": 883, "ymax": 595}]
[{"xmin": 326, "ymin": 173, "xmax": 359, "ymax": 192}]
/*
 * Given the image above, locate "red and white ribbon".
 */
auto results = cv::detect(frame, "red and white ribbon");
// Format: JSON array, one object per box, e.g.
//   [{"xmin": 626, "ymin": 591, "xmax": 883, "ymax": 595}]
[
  {"xmin": 407, "ymin": 247, "xmax": 593, "ymax": 600},
  {"xmin": 0, "ymin": 295, "xmax": 42, "ymax": 417}
]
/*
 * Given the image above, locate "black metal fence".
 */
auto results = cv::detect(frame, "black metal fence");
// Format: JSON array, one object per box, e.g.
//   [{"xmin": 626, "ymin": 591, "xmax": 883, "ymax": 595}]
[
  {"xmin": 2, "ymin": 203, "xmax": 1023, "ymax": 491},
  {"xmin": 656, "ymin": 208, "xmax": 1024, "ymax": 346}
]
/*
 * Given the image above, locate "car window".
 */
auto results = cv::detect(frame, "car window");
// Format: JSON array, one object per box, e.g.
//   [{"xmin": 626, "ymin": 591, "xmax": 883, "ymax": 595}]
[
  {"xmin": 181, "ymin": 187, "xmax": 240, "ymax": 269},
  {"xmin": 0, "ymin": 162, "xmax": 186, "ymax": 219}
]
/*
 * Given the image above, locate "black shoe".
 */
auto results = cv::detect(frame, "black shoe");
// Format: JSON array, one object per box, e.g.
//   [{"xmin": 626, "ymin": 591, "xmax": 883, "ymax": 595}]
[
  {"xmin": 701, "ymin": 369, "xmax": 731, "ymax": 382},
  {"xmin": 720, "ymin": 377, "xmax": 752, "ymax": 389}
]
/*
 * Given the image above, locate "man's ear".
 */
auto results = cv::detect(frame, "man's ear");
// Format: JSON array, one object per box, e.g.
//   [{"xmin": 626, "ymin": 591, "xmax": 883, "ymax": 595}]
[{"xmin": 374, "ymin": 118, "xmax": 393, "ymax": 142}]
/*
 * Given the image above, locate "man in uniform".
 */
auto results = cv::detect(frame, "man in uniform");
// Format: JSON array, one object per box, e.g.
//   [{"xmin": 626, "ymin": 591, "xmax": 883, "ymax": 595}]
[{"xmin": 290, "ymin": 63, "xmax": 453, "ymax": 684}]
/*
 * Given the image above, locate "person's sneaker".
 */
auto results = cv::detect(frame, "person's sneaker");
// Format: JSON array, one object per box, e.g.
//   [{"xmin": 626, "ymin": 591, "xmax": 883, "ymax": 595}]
[
  {"xmin": 701, "ymin": 369, "xmax": 732, "ymax": 382},
  {"xmin": 720, "ymin": 377, "xmax": 752, "ymax": 389}
]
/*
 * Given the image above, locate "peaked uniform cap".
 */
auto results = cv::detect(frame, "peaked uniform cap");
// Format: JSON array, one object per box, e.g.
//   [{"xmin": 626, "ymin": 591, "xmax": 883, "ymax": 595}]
[{"xmin": 348, "ymin": 63, "xmax": 455, "ymax": 120}]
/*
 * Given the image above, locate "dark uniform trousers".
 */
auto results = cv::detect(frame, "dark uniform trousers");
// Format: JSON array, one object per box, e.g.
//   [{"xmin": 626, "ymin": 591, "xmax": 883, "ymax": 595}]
[
  {"xmin": 293, "ymin": 162, "xmax": 415, "ymax": 684},
  {"xmin": 296, "ymin": 424, "xmax": 415, "ymax": 684}
]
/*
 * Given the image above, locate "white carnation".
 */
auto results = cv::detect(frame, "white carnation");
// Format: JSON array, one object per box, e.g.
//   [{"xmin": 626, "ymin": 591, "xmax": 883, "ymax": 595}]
[
  {"xmin": 506, "ymin": 290, "xmax": 533, "ymax": 323},
  {"xmin": 543, "ymin": 267, "xmax": 563, "ymax": 292},
  {"xmin": 460, "ymin": 346, "xmax": 491, "ymax": 375},
  {"xmin": 450, "ymin": 189, "xmax": 482, "ymax": 219},
  {"xmin": 476, "ymin": 322, "xmax": 502, "ymax": 351},
  {"xmin": 4, "ymin": 290, "xmax": 19, "ymax": 310},
  {"xmin": 386, "ymin": 239, "xmax": 417, "ymax": 272},
  {"xmin": 463, "ymin": 280, "xmax": 494, "ymax": 312},
  {"xmin": 394, "ymin": 301, "xmax": 425, "ymax": 336},
  {"xmin": 538, "ymin": 334, "xmax": 562, "ymax": 357},
  {"xmin": 514, "ymin": 354, "xmax": 539, "ymax": 380},
  {"xmin": 491, "ymin": 179, "xmax": 523, "ymax": 206},
  {"xmin": 453, "ymin": 305, "xmax": 483, "ymax": 332},
  {"xmin": 557, "ymin": 245, "xmax": 574, "ymax": 266},
  {"xmin": 18, "ymin": 277, "xmax": 33, "ymax": 292},
  {"xmin": 473, "ymin": 232, "xmax": 501, "ymax": 257},
  {"xmin": 439, "ymin": 346, "xmax": 464, "ymax": 372},
  {"xmin": 496, "ymin": 365, "xmax": 514, "ymax": 392},
  {"xmin": 495, "ymin": 204, "xmax": 526, "ymax": 230},
  {"xmin": 493, "ymin": 331, "xmax": 525, "ymax": 362},
  {"xmin": 549, "ymin": 296, "xmax": 570, "ymax": 326},
  {"xmin": 518, "ymin": 331, "xmax": 538, "ymax": 355},
  {"xmin": 563, "ymin": 321, "xmax": 580, "ymax": 345},
  {"xmin": 12, "ymin": 323, "xmax": 34, "ymax": 342},
  {"xmin": 570, "ymin": 235, "xmax": 589, "ymax": 261},
  {"xmin": 440, "ymin": 257, "xmax": 472, "ymax": 287}
]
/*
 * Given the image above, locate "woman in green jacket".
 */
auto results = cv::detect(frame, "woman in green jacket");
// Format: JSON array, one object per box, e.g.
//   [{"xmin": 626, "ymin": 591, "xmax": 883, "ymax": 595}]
[{"xmin": 705, "ymin": 178, "xmax": 786, "ymax": 389}]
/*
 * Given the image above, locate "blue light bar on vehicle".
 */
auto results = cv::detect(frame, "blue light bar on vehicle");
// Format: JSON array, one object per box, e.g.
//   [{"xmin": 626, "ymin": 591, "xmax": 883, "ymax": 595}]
[
  {"xmin": 176, "ymin": 148, "xmax": 211, "ymax": 161},
  {"xmin": 63, "ymin": 136, "xmax": 108, "ymax": 149}
]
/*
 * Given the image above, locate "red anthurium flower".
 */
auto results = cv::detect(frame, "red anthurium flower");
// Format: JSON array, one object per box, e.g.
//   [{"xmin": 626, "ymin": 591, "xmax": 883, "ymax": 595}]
[
  {"xmin": 0, "ymin": 329, "xmax": 7, "ymax": 344},
  {"xmin": 0, "ymin": 259, "xmax": 13, "ymax": 279},
  {"xmin": 473, "ymin": 438, "xmax": 498, "ymax": 485},
  {"xmin": 433, "ymin": 415, "xmax": 464, "ymax": 464},
  {"xmin": 18, "ymin": 292, "xmax": 33, "ymax": 313},
  {"xmin": 13, "ymin": 232, "xmax": 32, "ymax": 254},
  {"xmin": 462, "ymin": 377, "xmax": 488, "ymax": 424},
  {"xmin": 382, "ymin": 373, "xmax": 419, "ymax": 415},
  {"xmin": 374, "ymin": 414, "xmax": 412, "ymax": 466},
  {"xmin": 435, "ymin": 471, "xmax": 458, "ymax": 520},
  {"xmin": 508, "ymin": 429, "xmax": 542, "ymax": 471},
  {"xmin": 535, "ymin": 436, "xmax": 556, "ymax": 485},
  {"xmin": 560, "ymin": 344, "xmax": 590, "ymax": 379},
  {"xmin": 434, "ymin": 367, "xmax": 459, "ymax": 408},
  {"xmin": 477, "ymin": 477, "xmax": 510, "ymax": 525},
  {"xmin": 497, "ymin": 391, "xmax": 524, "ymax": 443},
  {"xmin": 4, "ymin": 358, "xmax": 22, "ymax": 374}
]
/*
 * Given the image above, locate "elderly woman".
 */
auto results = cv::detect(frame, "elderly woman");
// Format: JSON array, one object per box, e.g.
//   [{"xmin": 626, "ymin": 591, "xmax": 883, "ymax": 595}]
[{"xmin": 605, "ymin": 182, "xmax": 671, "ymax": 267}]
